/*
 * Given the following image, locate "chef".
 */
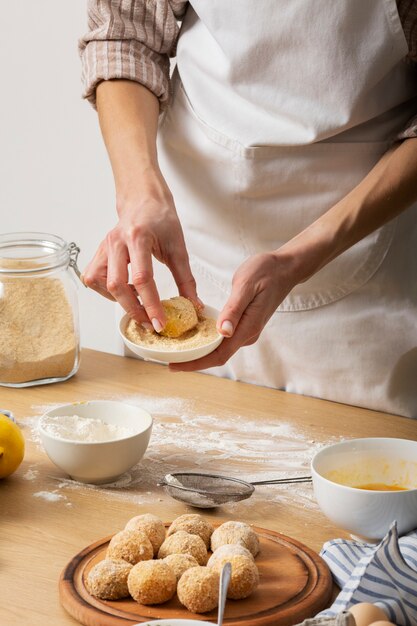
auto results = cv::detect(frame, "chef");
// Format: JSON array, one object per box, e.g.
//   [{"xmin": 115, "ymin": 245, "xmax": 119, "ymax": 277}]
[{"xmin": 79, "ymin": 1, "xmax": 417, "ymax": 418}]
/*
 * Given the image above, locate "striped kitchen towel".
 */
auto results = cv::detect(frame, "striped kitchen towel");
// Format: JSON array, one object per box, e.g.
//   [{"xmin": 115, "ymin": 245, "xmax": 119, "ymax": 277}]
[{"xmin": 318, "ymin": 522, "xmax": 417, "ymax": 626}]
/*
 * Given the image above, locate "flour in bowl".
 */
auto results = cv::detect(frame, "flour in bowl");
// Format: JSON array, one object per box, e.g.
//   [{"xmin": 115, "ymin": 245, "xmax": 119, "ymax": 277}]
[{"xmin": 40, "ymin": 415, "xmax": 136, "ymax": 442}]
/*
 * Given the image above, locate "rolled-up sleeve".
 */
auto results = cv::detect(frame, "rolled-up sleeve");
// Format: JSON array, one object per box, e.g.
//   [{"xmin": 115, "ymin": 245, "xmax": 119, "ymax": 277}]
[{"xmin": 79, "ymin": 0, "xmax": 188, "ymax": 109}]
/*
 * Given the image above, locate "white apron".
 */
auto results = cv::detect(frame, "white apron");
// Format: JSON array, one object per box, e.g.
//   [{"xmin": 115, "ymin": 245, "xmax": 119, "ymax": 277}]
[{"xmin": 147, "ymin": 0, "xmax": 417, "ymax": 417}]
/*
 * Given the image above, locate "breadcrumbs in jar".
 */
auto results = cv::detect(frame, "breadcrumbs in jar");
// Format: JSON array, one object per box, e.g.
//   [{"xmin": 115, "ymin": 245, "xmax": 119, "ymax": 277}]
[{"xmin": 0, "ymin": 233, "xmax": 80, "ymax": 387}]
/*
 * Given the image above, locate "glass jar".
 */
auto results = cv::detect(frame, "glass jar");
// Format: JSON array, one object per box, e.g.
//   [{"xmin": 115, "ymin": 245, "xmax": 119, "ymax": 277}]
[{"xmin": 0, "ymin": 232, "xmax": 81, "ymax": 387}]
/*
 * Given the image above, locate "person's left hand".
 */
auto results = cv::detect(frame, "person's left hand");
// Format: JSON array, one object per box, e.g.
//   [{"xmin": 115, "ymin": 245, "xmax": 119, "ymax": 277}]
[{"xmin": 169, "ymin": 251, "xmax": 295, "ymax": 372}]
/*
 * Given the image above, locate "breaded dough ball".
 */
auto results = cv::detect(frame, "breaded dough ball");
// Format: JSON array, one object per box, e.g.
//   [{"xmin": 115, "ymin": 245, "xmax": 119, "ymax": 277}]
[
  {"xmin": 125, "ymin": 513, "xmax": 166, "ymax": 555},
  {"xmin": 177, "ymin": 566, "xmax": 219, "ymax": 613},
  {"xmin": 160, "ymin": 296, "xmax": 198, "ymax": 338},
  {"xmin": 207, "ymin": 543, "xmax": 255, "ymax": 568},
  {"xmin": 167, "ymin": 514, "xmax": 214, "ymax": 548},
  {"xmin": 211, "ymin": 521, "xmax": 260, "ymax": 557},
  {"xmin": 107, "ymin": 529, "xmax": 153, "ymax": 565},
  {"xmin": 86, "ymin": 558, "xmax": 132, "ymax": 600},
  {"xmin": 163, "ymin": 553, "xmax": 199, "ymax": 582},
  {"xmin": 209, "ymin": 554, "xmax": 259, "ymax": 599},
  {"xmin": 158, "ymin": 530, "xmax": 208, "ymax": 565},
  {"xmin": 127, "ymin": 560, "xmax": 176, "ymax": 605}
]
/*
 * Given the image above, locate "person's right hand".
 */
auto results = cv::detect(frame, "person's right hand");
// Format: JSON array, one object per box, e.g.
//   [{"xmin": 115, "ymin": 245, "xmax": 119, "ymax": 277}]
[{"xmin": 82, "ymin": 171, "xmax": 199, "ymax": 332}]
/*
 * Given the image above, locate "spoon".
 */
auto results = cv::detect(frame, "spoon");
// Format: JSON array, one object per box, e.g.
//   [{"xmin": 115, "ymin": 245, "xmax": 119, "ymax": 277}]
[
  {"xmin": 218, "ymin": 562, "xmax": 232, "ymax": 626},
  {"xmin": 159, "ymin": 471, "xmax": 312, "ymax": 508}
]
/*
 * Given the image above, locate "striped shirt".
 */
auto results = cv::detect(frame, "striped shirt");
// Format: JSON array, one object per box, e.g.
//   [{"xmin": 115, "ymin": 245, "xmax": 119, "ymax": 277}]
[{"xmin": 79, "ymin": 0, "xmax": 417, "ymax": 140}]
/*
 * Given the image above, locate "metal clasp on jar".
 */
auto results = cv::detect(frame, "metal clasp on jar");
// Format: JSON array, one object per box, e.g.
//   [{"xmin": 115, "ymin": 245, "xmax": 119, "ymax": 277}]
[{"xmin": 68, "ymin": 242, "xmax": 86, "ymax": 286}]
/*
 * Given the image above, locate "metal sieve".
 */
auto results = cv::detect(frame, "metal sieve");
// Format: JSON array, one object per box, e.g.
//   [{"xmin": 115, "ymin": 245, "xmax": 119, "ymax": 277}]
[{"xmin": 159, "ymin": 471, "xmax": 312, "ymax": 508}]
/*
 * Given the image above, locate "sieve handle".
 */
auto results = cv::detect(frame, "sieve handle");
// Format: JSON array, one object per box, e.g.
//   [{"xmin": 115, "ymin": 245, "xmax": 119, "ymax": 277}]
[{"xmin": 250, "ymin": 476, "xmax": 312, "ymax": 486}]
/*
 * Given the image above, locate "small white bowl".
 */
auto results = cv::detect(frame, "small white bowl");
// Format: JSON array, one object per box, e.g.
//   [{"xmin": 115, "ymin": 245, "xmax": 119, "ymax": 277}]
[
  {"xmin": 119, "ymin": 305, "xmax": 223, "ymax": 363},
  {"xmin": 311, "ymin": 437, "xmax": 417, "ymax": 540},
  {"xmin": 38, "ymin": 400, "xmax": 153, "ymax": 484}
]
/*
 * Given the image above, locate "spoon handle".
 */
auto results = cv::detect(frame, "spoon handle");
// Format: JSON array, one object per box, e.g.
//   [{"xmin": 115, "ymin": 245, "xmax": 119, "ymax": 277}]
[
  {"xmin": 217, "ymin": 561, "xmax": 232, "ymax": 626},
  {"xmin": 251, "ymin": 476, "xmax": 312, "ymax": 486}
]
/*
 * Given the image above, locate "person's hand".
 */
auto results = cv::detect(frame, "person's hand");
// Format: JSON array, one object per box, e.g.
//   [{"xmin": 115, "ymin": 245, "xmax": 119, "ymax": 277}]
[
  {"xmin": 82, "ymin": 172, "xmax": 199, "ymax": 331},
  {"xmin": 170, "ymin": 251, "xmax": 296, "ymax": 372}
]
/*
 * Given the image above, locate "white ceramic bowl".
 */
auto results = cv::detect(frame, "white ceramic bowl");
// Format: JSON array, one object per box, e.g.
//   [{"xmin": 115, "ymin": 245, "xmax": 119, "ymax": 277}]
[
  {"xmin": 38, "ymin": 400, "xmax": 153, "ymax": 484},
  {"xmin": 119, "ymin": 305, "xmax": 223, "ymax": 363},
  {"xmin": 311, "ymin": 438, "xmax": 417, "ymax": 540}
]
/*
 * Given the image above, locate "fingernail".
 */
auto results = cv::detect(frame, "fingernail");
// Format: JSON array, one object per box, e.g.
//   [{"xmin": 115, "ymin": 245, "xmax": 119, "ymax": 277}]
[
  {"xmin": 152, "ymin": 318, "xmax": 163, "ymax": 333},
  {"xmin": 141, "ymin": 322, "xmax": 153, "ymax": 332},
  {"xmin": 220, "ymin": 320, "xmax": 234, "ymax": 337}
]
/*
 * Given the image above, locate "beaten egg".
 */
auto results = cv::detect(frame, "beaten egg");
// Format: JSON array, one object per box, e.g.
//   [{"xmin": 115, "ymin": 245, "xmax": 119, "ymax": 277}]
[{"xmin": 354, "ymin": 483, "xmax": 407, "ymax": 491}]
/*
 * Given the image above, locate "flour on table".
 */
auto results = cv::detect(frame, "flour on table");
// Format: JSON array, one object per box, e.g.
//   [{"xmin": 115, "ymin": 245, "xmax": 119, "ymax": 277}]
[
  {"xmin": 21, "ymin": 394, "xmax": 340, "ymax": 513},
  {"xmin": 110, "ymin": 395, "xmax": 191, "ymax": 417},
  {"xmin": 21, "ymin": 414, "xmax": 43, "ymax": 447},
  {"xmin": 22, "ymin": 466, "xmax": 39, "ymax": 481},
  {"xmin": 33, "ymin": 490, "xmax": 67, "ymax": 502}
]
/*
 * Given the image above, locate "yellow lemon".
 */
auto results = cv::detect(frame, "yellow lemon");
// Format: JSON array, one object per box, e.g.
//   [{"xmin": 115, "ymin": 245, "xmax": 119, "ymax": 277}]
[{"xmin": 0, "ymin": 413, "xmax": 25, "ymax": 479}]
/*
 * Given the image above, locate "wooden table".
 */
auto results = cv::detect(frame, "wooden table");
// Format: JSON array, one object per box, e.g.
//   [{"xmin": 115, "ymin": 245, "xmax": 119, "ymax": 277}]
[{"xmin": 1, "ymin": 349, "xmax": 416, "ymax": 626}]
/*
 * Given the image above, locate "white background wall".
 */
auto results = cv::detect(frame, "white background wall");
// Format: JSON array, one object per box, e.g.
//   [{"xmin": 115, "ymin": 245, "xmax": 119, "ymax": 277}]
[{"xmin": 0, "ymin": 2, "xmax": 121, "ymax": 354}]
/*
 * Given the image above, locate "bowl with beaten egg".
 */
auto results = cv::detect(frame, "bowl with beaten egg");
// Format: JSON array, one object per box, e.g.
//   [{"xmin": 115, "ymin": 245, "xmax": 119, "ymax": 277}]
[{"xmin": 311, "ymin": 437, "xmax": 417, "ymax": 540}]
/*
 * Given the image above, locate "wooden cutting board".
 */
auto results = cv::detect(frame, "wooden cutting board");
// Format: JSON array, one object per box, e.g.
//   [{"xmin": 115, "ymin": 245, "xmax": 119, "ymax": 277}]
[{"xmin": 59, "ymin": 524, "xmax": 333, "ymax": 626}]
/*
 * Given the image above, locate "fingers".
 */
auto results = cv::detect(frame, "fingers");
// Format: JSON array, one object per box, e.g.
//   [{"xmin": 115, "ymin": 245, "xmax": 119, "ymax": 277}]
[
  {"xmin": 216, "ymin": 276, "xmax": 255, "ymax": 338},
  {"xmin": 128, "ymin": 236, "xmax": 166, "ymax": 332},
  {"xmin": 170, "ymin": 303, "xmax": 262, "ymax": 373},
  {"xmin": 106, "ymin": 234, "xmax": 150, "ymax": 325},
  {"xmin": 167, "ymin": 240, "xmax": 200, "ymax": 306},
  {"xmin": 170, "ymin": 256, "xmax": 278, "ymax": 373},
  {"xmin": 81, "ymin": 273, "xmax": 116, "ymax": 301},
  {"xmin": 82, "ymin": 243, "xmax": 116, "ymax": 302},
  {"xmin": 128, "ymin": 227, "xmax": 200, "ymax": 327},
  {"xmin": 169, "ymin": 331, "xmax": 253, "ymax": 373},
  {"xmin": 83, "ymin": 209, "xmax": 201, "ymax": 330}
]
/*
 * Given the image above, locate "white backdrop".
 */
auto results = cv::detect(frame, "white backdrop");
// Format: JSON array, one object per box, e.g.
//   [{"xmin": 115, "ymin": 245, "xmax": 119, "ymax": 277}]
[{"xmin": 0, "ymin": 2, "xmax": 122, "ymax": 354}]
